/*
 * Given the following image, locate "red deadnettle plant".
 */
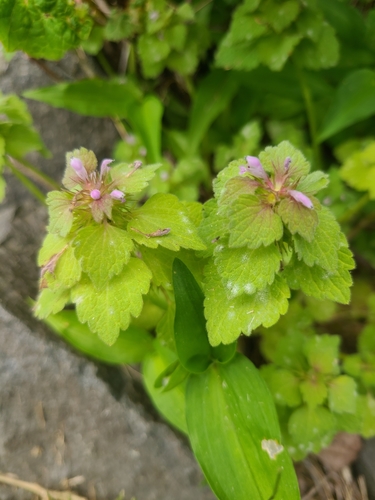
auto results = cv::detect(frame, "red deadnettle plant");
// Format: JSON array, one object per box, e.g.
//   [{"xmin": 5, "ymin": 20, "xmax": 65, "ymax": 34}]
[{"xmin": 33, "ymin": 141, "xmax": 355, "ymax": 500}]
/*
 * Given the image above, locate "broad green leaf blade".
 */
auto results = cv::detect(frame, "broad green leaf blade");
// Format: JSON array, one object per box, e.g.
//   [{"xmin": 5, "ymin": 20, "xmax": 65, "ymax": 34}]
[
  {"xmin": 173, "ymin": 259, "xmax": 211, "ymax": 373},
  {"xmin": 293, "ymin": 206, "xmax": 341, "ymax": 271},
  {"xmin": 24, "ymin": 79, "xmax": 142, "ymax": 118},
  {"xmin": 71, "ymin": 258, "xmax": 152, "ymax": 345},
  {"xmin": 328, "ymin": 375, "xmax": 357, "ymax": 414},
  {"xmin": 297, "ymin": 171, "xmax": 329, "ymax": 194},
  {"xmin": 44, "ymin": 309, "xmax": 154, "ymax": 364},
  {"xmin": 300, "ymin": 378, "xmax": 327, "ymax": 409},
  {"xmin": 127, "ymin": 96, "xmax": 163, "ymax": 163},
  {"xmin": 73, "ymin": 224, "xmax": 134, "ymax": 289},
  {"xmin": 340, "ymin": 142, "xmax": 375, "ymax": 199},
  {"xmin": 319, "ymin": 70, "xmax": 375, "ymax": 141},
  {"xmin": 259, "ymin": 141, "xmax": 310, "ymax": 179},
  {"xmin": 186, "ymin": 354, "xmax": 300, "ymax": 500},
  {"xmin": 228, "ymin": 195, "xmax": 284, "ymax": 249},
  {"xmin": 284, "ymin": 247, "xmax": 354, "ymax": 304},
  {"xmin": 128, "ymin": 193, "xmax": 206, "ymax": 251},
  {"xmin": 38, "ymin": 233, "xmax": 68, "ymax": 266},
  {"xmin": 303, "ymin": 334, "xmax": 340, "ymax": 375},
  {"xmin": 288, "ymin": 405, "xmax": 336, "ymax": 455},
  {"xmin": 46, "ymin": 191, "xmax": 74, "ymax": 237},
  {"xmin": 0, "ymin": 0, "xmax": 92, "ymax": 60},
  {"xmin": 34, "ymin": 288, "xmax": 71, "ymax": 319},
  {"xmin": 44, "ymin": 245, "xmax": 82, "ymax": 291},
  {"xmin": 214, "ymin": 243, "xmax": 282, "ymax": 296},
  {"xmin": 0, "ymin": 123, "xmax": 49, "ymax": 158},
  {"xmin": 204, "ymin": 261, "xmax": 290, "ymax": 346},
  {"xmin": 188, "ymin": 70, "xmax": 240, "ymax": 154},
  {"xmin": 110, "ymin": 163, "xmax": 160, "ymax": 195},
  {"xmin": 143, "ymin": 343, "xmax": 188, "ymax": 434},
  {"xmin": 277, "ymin": 197, "xmax": 318, "ymax": 242},
  {"xmin": 261, "ymin": 367, "xmax": 302, "ymax": 407},
  {"xmin": 197, "ymin": 199, "xmax": 229, "ymax": 258}
]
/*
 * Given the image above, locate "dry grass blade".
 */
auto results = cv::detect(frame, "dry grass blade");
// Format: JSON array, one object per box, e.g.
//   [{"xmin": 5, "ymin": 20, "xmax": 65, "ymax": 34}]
[{"xmin": 0, "ymin": 473, "xmax": 87, "ymax": 500}]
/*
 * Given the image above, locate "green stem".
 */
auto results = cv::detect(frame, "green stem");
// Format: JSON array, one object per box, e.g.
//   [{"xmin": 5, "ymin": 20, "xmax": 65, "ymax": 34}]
[
  {"xmin": 6, "ymin": 160, "xmax": 47, "ymax": 205},
  {"xmin": 338, "ymin": 192, "xmax": 370, "ymax": 225},
  {"xmin": 294, "ymin": 63, "xmax": 321, "ymax": 170},
  {"xmin": 9, "ymin": 156, "xmax": 60, "ymax": 191},
  {"xmin": 96, "ymin": 50, "xmax": 116, "ymax": 77}
]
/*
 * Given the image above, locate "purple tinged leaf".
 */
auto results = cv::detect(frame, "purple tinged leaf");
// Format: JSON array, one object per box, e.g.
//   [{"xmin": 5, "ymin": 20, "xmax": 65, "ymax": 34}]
[
  {"xmin": 239, "ymin": 165, "xmax": 248, "ymax": 175},
  {"xmin": 70, "ymin": 157, "xmax": 88, "ymax": 181},
  {"xmin": 284, "ymin": 157, "xmax": 291, "ymax": 170},
  {"xmin": 289, "ymin": 190, "xmax": 314, "ymax": 209},
  {"xmin": 110, "ymin": 189, "xmax": 125, "ymax": 201},
  {"xmin": 100, "ymin": 159, "xmax": 113, "ymax": 178},
  {"xmin": 90, "ymin": 189, "xmax": 101, "ymax": 200},
  {"xmin": 245, "ymin": 156, "xmax": 268, "ymax": 180}
]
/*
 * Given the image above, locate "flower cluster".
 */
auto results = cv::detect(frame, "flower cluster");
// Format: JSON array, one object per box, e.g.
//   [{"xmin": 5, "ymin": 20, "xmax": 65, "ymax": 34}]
[
  {"xmin": 239, "ymin": 155, "xmax": 313, "ymax": 209},
  {"xmin": 66, "ymin": 154, "xmax": 136, "ymax": 223}
]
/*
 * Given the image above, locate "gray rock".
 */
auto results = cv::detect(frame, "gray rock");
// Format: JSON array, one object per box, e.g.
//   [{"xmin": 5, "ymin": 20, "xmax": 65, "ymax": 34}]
[
  {"xmin": 0, "ymin": 305, "xmax": 214, "ymax": 500},
  {"xmin": 356, "ymin": 438, "xmax": 375, "ymax": 500},
  {"xmin": 0, "ymin": 53, "xmax": 214, "ymax": 500}
]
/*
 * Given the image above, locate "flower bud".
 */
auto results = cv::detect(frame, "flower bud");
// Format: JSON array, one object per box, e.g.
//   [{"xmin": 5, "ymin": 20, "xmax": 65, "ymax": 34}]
[
  {"xmin": 110, "ymin": 189, "xmax": 125, "ymax": 201},
  {"xmin": 100, "ymin": 159, "xmax": 113, "ymax": 178},
  {"xmin": 245, "ymin": 156, "xmax": 268, "ymax": 180},
  {"xmin": 90, "ymin": 189, "xmax": 101, "ymax": 200}
]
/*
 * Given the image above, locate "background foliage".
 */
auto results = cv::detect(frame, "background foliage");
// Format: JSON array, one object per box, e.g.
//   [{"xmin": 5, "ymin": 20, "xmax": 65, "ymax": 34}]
[{"xmin": 2, "ymin": 0, "xmax": 375, "ymax": 498}]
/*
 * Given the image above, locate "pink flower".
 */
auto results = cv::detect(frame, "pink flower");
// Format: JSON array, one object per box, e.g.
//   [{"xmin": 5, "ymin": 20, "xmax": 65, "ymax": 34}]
[
  {"xmin": 71, "ymin": 158, "xmax": 88, "ymax": 181},
  {"xmin": 289, "ymin": 190, "xmax": 313, "ymax": 209},
  {"xmin": 100, "ymin": 159, "xmax": 113, "ymax": 178},
  {"xmin": 245, "ymin": 156, "xmax": 269, "ymax": 180}
]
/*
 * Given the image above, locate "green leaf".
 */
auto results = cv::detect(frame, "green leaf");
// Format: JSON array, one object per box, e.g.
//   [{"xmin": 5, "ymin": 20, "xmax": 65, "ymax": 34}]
[
  {"xmin": 214, "ymin": 243, "xmax": 282, "ymax": 297},
  {"xmin": 303, "ymin": 334, "xmax": 340, "ymax": 375},
  {"xmin": 73, "ymin": 224, "xmax": 134, "ymax": 289},
  {"xmin": 293, "ymin": 206, "xmax": 341, "ymax": 270},
  {"xmin": 0, "ymin": 92, "xmax": 32, "ymax": 124},
  {"xmin": 44, "ymin": 309, "xmax": 154, "ymax": 364},
  {"xmin": 128, "ymin": 193, "xmax": 206, "ymax": 251},
  {"xmin": 71, "ymin": 258, "xmax": 152, "ymax": 345},
  {"xmin": 284, "ymin": 247, "xmax": 354, "ymax": 304},
  {"xmin": 259, "ymin": 141, "xmax": 311, "ymax": 179},
  {"xmin": 296, "ymin": 171, "xmax": 329, "ymax": 194},
  {"xmin": 127, "ymin": 96, "xmax": 163, "ymax": 163},
  {"xmin": 0, "ymin": 123, "xmax": 49, "ymax": 158},
  {"xmin": 46, "ymin": 191, "xmax": 74, "ymax": 237},
  {"xmin": 288, "ymin": 405, "xmax": 336, "ymax": 454},
  {"xmin": 45, "ymin": 245, "xmax": 82, "ymax": 291},
  {"xmin": 38, "ymin": 233, "xmax": 68, "ymax": 266},
  {"xmin": 294, "ymin": 22, "xmax": 339, "ymax": 70},
  {"xmin": 186, "ymin": 354, "xmax": 300, "ymax": 500},
  {"xmin": 319, "ymin": 70, "xmax": 375, "ymax": 141},
  {"xmin": 300, "ymin": 377, "xmax": 327, "ymax": 408},
  {"xmin": 256, "ymin": 33, "xmax": 302, "ymax": 72},
  {"xmin": 197, "ymin": 199, "xmax": 229, "ymax": 258},
  {"xmin": 187, "ymin": 70, "xmax": 240, "ymax": 154},
  {"xmin": 228, "ymin": 195, "xmax": 284, "ymax": 249},
  {"xmin": 259, "ymin": 0, "xmax": 300, "ymax": 33},
  {"xmin": 328, "ymin": 375, "xmax": 357, "ymax": 414},
  {"xmin": 172, "ymin": 259, "xmax": 211, "ymax": 373},
  {"xmin": 0, "ymin": 0, "xmax": 92, "ymax": 60},
  {"xmin": 137, "ymin": 34, "xmax": 170, "ymax": 78},
  {"xmin": 143, "ymin": 343, "xmax": 187, "ymax": 434},
  {"xmin": 340, "ymin": 142, "xmax": 375, "ymax": 199},
  {"xmin": 111, "ymin": 163, "xmax": 160, "ymax": 195},
  {"xmin": 24, "ymin": 79, "xmax": 142, "ymax": 118},
  {"xmin": 277, "ymin": 197, "xmax": 318, "ymax": 242},
  {"xmin": 358, "ymin": 394, "xmax": 375, "ymax": 437},
  {"xmin": 359, "ymin": 324, "xmax": 375, "ymax": 356},
  {"xmin": 34, "ymin": 288, "xmax": 71, "ymax": 319},
  {"xmin": 261, "ymin": 367, "xmax": 302, "ymax": 407},
  {"xmin": 204, "ymin": 261, "xmax": 290, "ymax": 346}
]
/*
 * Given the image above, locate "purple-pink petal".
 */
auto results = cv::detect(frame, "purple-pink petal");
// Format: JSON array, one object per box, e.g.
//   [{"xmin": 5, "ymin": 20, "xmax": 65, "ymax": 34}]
[
  {"xmin": 90, "ymin": 189, "xmax": 102, "ymax": 200},
  {"xmin": 289, "ymin": 190, "xmax": 313, "ymax": 209},
  {"xmin": 245, "ymin": 156, "xmax": 268, "ymax": 180},
  {"xmin": 110, "ymin": 189, "xmax": 125, "ymax": 201},
  {"xmin": 71, "ymin": 157, "xmax": 88, "ymax": 181},
  {"xmin": 100, "ymin": 158, "xmax": 113, "ymax": 178}
]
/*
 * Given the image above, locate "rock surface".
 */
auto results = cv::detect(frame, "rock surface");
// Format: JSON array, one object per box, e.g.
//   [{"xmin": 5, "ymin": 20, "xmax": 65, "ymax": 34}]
[{"xmin": 0, "ymin": 53, "xmax": 214, "ymax": 500}]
